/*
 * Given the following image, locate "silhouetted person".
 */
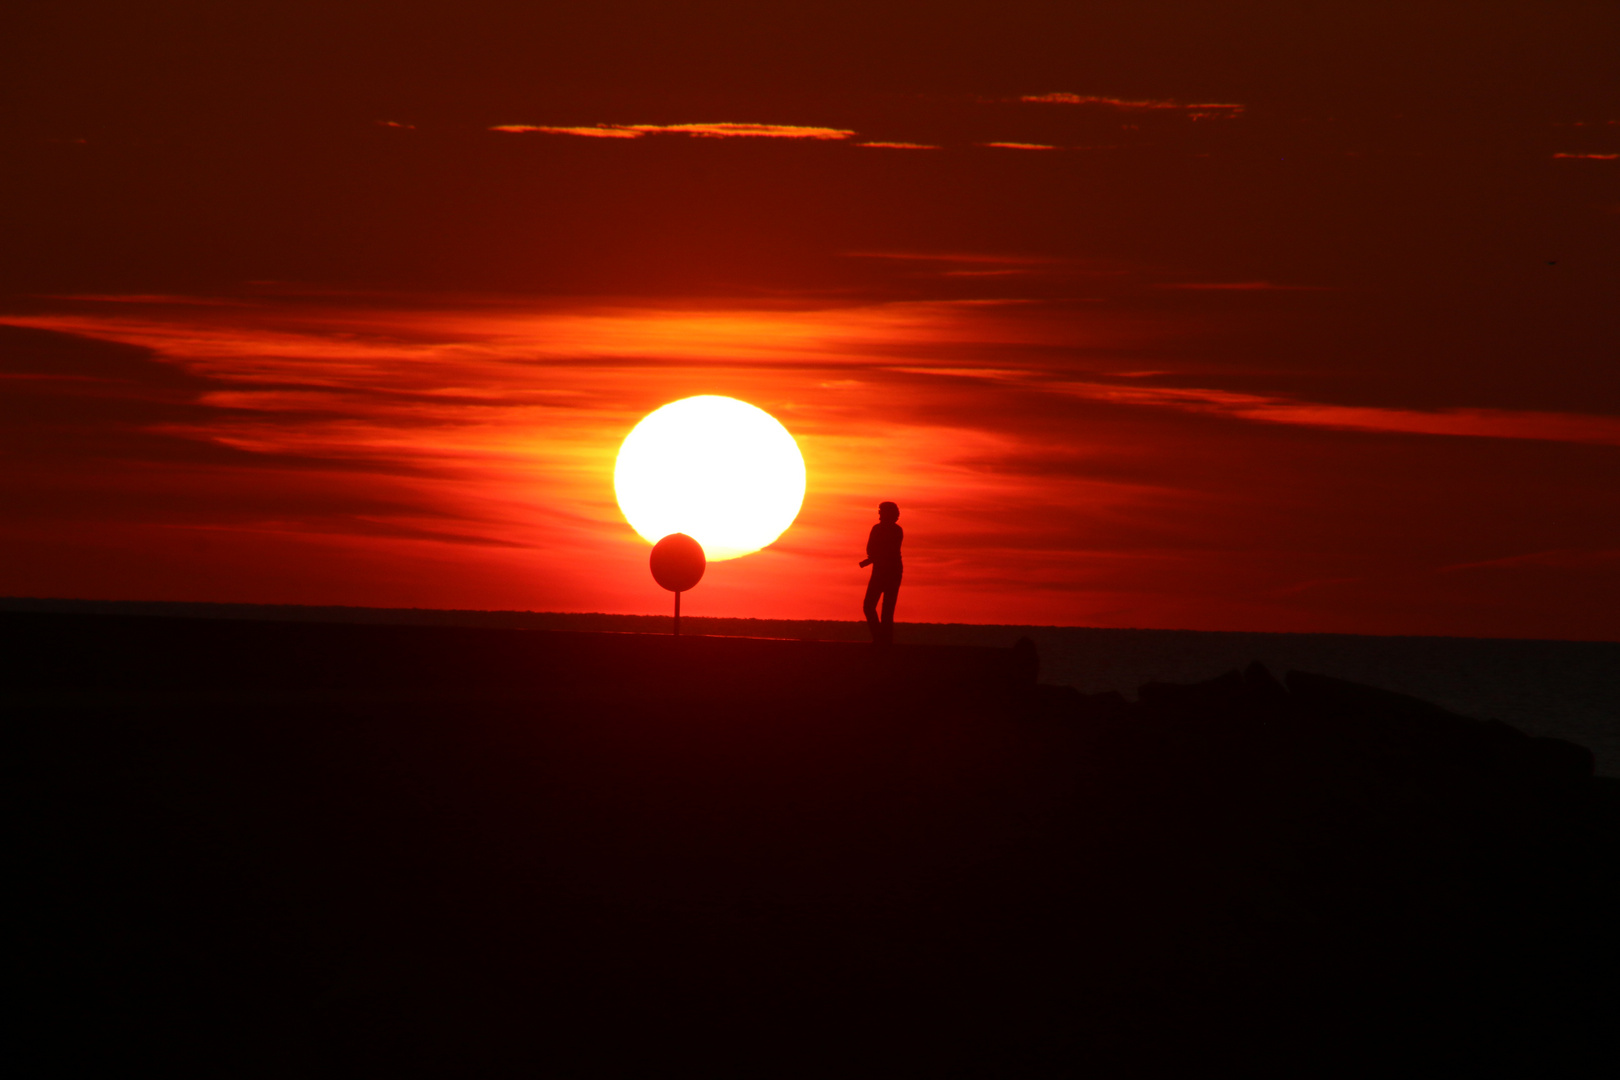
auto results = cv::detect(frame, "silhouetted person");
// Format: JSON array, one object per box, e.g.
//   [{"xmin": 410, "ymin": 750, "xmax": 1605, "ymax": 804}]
[{"xmin": 860, "ymin": 501, "xmax": 903, "ymax": 645}]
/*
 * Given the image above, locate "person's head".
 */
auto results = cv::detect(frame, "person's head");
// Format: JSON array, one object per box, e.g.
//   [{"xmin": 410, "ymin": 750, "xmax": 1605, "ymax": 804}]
[{"xmin": 878, "ymin": 501, "xmax": 900, "ymax": 523}]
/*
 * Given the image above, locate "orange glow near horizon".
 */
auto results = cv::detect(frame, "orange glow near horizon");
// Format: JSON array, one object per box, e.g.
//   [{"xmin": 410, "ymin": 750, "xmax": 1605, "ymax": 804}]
[{"xmin": 2, "ymin": 291, "xmax": 1618, "ymax": 640}]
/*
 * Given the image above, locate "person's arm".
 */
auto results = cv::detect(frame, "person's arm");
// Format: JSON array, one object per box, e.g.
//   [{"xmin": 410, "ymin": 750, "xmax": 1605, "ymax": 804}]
[{"xmin": 860, "ymin": 524, "xmax": 877, "ymax": 567}]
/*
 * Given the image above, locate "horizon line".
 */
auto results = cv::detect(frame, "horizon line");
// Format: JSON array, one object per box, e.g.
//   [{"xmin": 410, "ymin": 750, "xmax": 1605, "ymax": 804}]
[{"xmin": 1, "ymin": 596, "xmax": 1609, "ymax": 646}]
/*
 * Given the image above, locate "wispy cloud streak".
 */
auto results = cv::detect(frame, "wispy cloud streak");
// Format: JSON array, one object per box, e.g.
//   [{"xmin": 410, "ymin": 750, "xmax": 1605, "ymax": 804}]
[
  {"xmin": 1016, "ymin": 93, "xmax": 1244, "ymax": 116},
  {"xmin": 491, "ymin": 122, "xmax": 857, "ymax": 140},
  {"xmin": 491, "ymin": 124, "xmax": 641, "ymax": 138},
  {"xmin": 1053, "ymin": 382, "xmax": 1620, "ymax": 447},
  {"xmin": 1157, "ymin": 282, "xmax": 1332, "ymax": 291}
]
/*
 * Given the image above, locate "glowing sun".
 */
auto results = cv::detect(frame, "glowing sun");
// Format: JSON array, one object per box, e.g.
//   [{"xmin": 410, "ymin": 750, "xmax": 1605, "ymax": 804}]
[{"xmin": 615, "ymin": 396, "xmax": 806, "ymax": 561}]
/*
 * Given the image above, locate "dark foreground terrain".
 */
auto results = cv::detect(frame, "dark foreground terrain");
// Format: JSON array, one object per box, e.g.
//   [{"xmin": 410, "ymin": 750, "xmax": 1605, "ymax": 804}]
[
  {"xmin": 8, "ymin": 612, "xmax": 1618, "ymax": 1076},
  {"xmin": 10, "ymin": 597, "xmax": 1614, "ymax": 774}
]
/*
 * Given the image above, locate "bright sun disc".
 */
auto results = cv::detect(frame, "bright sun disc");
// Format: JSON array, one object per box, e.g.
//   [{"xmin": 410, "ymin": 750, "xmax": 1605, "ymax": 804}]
[{"xmin": 615, "ymin": 396, "xmax": 807, "ymax": 561}]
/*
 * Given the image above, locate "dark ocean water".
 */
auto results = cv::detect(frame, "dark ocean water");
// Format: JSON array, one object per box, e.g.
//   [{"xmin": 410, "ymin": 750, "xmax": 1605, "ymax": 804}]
[{"xmin": 6, "ymin": 597, "xmax": 1615, "ymax": 776}]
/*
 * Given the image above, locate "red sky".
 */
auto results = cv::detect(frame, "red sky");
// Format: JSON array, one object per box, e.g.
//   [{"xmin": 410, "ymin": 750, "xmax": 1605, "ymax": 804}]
[{"xmin": 3, "ymin": 2, "xmax": 1617, "ymax": 639}]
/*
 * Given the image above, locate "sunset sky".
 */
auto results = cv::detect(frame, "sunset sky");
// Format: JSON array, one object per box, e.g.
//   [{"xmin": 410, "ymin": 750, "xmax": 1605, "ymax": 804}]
[{"xmin": 3, "ymin": 2, "xmax": 1617, "ymax": 639}]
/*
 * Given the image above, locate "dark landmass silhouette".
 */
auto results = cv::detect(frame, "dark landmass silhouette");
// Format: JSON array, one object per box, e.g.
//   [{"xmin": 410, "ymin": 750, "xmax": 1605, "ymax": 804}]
[
  {"xmin": 8, "ymin": 609, "xmax": 1618, "ymax": 1075},
  {"xmin": 6, "ymin": 596, "xmax": 1615, "ymax": 775}
]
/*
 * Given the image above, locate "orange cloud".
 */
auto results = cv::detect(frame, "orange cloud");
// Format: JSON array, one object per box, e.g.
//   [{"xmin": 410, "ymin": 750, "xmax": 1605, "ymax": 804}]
[
  {"xmin": 629, "ymin": 123, "xmax": 855, "ymax": 139},
  {"xmin": 1552, "ymin": 152, "xmax": 1618, "ymax": 160},
  {"xmin": 1018, "ymin": 93, "xmax": 1244, "ymax": 115},
  {"xmin": 491, "ymin": 122, "xmax": 857, "ymax": 141},
  {"xmin": 980, "ymin": 142, "xmax": 1057, "ymax": 151},
  {"xmin": 490, "ymin": 124, "xmax": 641, "ymax": 138},
  {"xmin": 856, "ymin": 142, "xmax": 941, "ymax": 150},
  {"xmin": 22, "ymin": 300, "xmax": 1610, "ymax": 451}
]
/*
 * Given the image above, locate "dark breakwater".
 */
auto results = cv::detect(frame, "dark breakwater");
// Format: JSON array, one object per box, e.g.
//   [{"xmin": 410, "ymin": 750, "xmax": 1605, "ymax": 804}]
[{"xmin": 8, "ymin": 610, "xmax": 1617, "ymax": 1075}]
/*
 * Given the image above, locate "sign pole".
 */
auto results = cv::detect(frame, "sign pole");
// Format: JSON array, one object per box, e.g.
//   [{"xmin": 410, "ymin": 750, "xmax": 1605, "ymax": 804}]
[{"xmin": 649, "ymin": 532, "xmax": 704, "ymax": 640}]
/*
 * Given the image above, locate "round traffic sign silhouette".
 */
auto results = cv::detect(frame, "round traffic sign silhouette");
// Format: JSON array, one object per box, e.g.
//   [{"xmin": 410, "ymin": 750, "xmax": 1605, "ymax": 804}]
[{"xmin": 650, "ymin": 532, "xmax": 706, "ymax": 593}]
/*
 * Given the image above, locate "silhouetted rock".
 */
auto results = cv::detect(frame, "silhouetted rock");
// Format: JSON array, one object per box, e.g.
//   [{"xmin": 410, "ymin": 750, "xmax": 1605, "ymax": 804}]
[
  {"xmin": 1074, "ymin": 688, "xmax": 1134, "ymax": 725},
  {"xmin": 1242, "ymin": 658, "xmax": 1287, "ymax": 699},
  {"xmin": 1020, "ymin": 680, "xmax": 1080, "ymax": 712},
  {"xmin": 1527, "ymin": 735, "xmax": 1595, "ymax": 783},
  {"xmin": 1010, "ymin": 635, "xmax": 1039, "ymax": 684},
  {"xmin": 1284, "ymin": 667, "xmax": 1477, "ymax": 738},
  {"xmin": 1138, "ymin": 663, "xmax": 1292, "ymax": 722}
]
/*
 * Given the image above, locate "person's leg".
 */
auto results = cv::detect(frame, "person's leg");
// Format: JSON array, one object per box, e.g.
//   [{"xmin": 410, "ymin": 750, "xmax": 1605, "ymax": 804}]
[
  {"xmin": 880, "ymin": 577, "xmax": 900, "ymax": 645},
  {"xmin": 863, "ymin": 573, "xmax": 884, "ymax": 642}
]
